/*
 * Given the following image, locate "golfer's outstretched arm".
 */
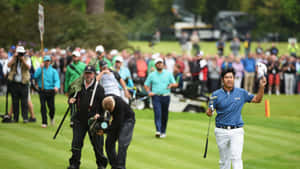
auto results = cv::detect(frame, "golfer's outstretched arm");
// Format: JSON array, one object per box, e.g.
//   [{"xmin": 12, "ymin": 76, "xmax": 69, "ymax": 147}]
[{"xmin": 251, "ymin": 77, "xmax": 267, "ymax": 103}]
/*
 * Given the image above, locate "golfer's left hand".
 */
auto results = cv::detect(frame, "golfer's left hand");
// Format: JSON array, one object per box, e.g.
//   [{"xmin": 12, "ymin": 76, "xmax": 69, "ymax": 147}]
[
  {"xmin": 259, "ymin": 77, "xmax": 267, "ymax": 88},
  {"xmin": 54, "ymin": 87, "xmax": 58, "ymax": 93}
]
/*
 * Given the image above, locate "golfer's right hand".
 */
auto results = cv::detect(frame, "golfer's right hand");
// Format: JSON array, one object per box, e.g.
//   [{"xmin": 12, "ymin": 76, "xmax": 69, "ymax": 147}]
[
  {"xmin": 69, "ymin": 98, "xmax": 76, "ymax": 104},
  {"xmin": 206, "ymin": 107, "xmax": 213, "ymax": 117}
]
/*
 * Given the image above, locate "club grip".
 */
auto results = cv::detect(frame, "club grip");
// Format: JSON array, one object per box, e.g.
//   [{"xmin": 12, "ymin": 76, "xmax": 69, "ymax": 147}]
[{"xmin": 203, "ymin": 138, "xmax": 209, "ymax": 158}]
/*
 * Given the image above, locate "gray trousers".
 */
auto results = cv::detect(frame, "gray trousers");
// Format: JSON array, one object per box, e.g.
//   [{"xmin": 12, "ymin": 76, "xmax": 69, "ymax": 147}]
[
  {"xmin": 106, "ymin": 119, "xmax": 135, "ymax": 169},
  {"xmin": 284, "ymin": 73, "xmax": 295, "ymax": 95}
]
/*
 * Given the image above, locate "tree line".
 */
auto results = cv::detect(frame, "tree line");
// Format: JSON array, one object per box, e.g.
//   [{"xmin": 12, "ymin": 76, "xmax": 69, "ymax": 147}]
[{"xmin": 1, "ymin": 0, "xmax": 300, "ymax": 49}]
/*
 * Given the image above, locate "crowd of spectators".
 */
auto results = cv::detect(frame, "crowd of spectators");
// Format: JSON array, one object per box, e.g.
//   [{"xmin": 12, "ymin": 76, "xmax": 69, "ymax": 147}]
[{"xmin": 0, "ymin": 41, "xmax": 299, "ymax": 101}]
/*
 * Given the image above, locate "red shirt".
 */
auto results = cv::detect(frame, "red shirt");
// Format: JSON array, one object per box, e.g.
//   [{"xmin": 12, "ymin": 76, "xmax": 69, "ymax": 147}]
[{"xmin": 136, "ymin": 59, "xmax": 148, "ymax": 77}]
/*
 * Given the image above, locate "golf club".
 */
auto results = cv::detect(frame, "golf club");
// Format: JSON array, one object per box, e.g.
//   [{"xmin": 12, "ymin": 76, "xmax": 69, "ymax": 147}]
[{"xmin": 203, "ymin": 96, "xmax": 217, "ymax": 158}]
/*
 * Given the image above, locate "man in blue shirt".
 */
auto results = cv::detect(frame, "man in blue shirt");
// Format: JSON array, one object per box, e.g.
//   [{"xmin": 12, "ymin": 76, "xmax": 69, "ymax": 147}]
[
  {"xmin": 34, "ymin": 55, "xmax": 60, "ymax": 128},
  {"xmin": 206, "ymin": 68, "xmax": 266, "ymax": 169},
  {"xmin": 242, "ymin": 53, "xmax": 256, "ymax": 93},
  {"xmin": 144, "ymin": 58, "xmax": 178, "ymax": 138}
]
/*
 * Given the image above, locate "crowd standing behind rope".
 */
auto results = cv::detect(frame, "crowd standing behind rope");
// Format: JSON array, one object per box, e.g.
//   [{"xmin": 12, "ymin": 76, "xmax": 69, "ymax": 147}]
[{"xmin": 0, "ymin": 41, "xmax": 300, "ymax": 123}]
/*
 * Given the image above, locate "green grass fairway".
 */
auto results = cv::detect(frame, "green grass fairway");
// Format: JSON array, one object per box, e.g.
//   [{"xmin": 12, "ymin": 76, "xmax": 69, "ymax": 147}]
[
  {"xmin": 129, "ymin": 41, "xmax": 294, "ymax": 57},
  {"xmin": 0, "ymin": 94, "xmax": 300, "ymax": 169}
]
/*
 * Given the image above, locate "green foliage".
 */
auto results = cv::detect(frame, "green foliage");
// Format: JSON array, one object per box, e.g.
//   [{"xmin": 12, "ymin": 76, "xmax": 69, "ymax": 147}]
[
  {"xmin": 184, "ymin": 0, "xmax": 206, "ymax": 16},
  {"xmin": 0, "ymin": 1, "xmax": 128, "ymax": 50},
  {"xmin": 245, "ymin": 0, "xmax": 300, "ymax": 40},
  {"xmin": 2, "ymin": 0, "xmax": 300, "ymax": 42},
  {"xmin": 126, "ymin": 13, "xmax": 157, "ymax": 40},
  {"xmin": 106, "ymin": 0, "xmax": 176, "ymax": 40},
  {"xmin": 106, "ymin": 0, "xmax": 152, "ymax": 19}
]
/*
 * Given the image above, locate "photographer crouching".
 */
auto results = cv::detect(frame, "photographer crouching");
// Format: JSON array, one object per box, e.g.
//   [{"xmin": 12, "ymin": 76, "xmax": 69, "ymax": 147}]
[
  {"xmin": 95, "ymin": 95, "xmax": 135, "ymax": 169},
  {"xmin": 67, "ymin": 65, "xmax": 107, "ymax": 169},
  {"xmin": 7, "ymin": 46, "xmax": 31, "ymax": 123}
]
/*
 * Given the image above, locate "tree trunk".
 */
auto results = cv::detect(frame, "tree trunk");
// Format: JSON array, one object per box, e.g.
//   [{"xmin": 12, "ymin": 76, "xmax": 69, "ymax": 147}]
[{"xmin": 86, "ymin": 0, "xmax": 105, "ymax": 14}]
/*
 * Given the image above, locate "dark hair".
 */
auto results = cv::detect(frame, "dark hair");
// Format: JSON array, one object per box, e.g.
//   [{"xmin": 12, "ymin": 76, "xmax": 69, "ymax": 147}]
[
  {"xmin": 99, "ymin": 60, "xmax": 107, "ymax": 67},
  {"xmin": 221, "ymin": 68, "xmax": 235, "ymax": 78},
  {"xmin": 175, "ymin": 63, "xmax": 181, "ymax": 69}
]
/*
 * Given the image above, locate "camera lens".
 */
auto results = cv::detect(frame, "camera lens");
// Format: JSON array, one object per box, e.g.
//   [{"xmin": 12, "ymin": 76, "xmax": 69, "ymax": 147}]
[{"xmin": 101, "ymin": 122, "xmax": 108, "ymax": 129}]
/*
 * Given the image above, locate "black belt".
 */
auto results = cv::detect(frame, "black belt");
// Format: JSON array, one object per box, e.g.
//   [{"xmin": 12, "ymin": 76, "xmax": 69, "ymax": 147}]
[
  {"xmin": 39, "ymin": 89, "xmax": 55, "ymax": 93},
  {"xmin": 12, "ymin": 81, "xmax": 27, "ymax": 86},
  {"xmin": 156, "ymin": 94, "xmax": 170, "ymax": 96},
  {"xmin": 217, "ymin": 126, "xmax": 242, "ymax": 129}
]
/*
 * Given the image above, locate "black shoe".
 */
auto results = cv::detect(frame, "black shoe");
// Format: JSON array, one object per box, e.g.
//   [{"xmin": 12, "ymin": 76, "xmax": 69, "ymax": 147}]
[
  {"xmin": 29, "ymin": 117, "xmax": 37, "ymax": 122},
  {"xmin": 67, "ymin": 165, "xmax": 79, "ymax": 169},
  {"xmin": 70, "ymin": 121, "xmax": 74, "ymax": 128},
  {"xmin": 2, "ymin": 115, "xmax": 12, "ymax": 123}
]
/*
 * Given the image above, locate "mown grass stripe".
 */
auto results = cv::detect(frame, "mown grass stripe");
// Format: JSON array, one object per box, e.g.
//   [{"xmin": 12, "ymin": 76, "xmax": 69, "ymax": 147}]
[{"xmin": 1, "ymin": 94, "xmax": 300, "ymax": 169}]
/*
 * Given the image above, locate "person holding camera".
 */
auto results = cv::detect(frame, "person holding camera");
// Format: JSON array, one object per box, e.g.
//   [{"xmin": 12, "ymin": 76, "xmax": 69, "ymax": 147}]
[
  {"xmin": 67, "ymin": 65, "xmax": 107, "ymax": 169},
  {"xmin": 7, "ymin": 46, "xmax": 31, "ymax": 123},
  {"xmin": 34, "ymin": 55, "xmax": 60, "ymax": 128},
  {"xmin": 99, "ymin": 95, "xmax": 135, "ymax": 169}
]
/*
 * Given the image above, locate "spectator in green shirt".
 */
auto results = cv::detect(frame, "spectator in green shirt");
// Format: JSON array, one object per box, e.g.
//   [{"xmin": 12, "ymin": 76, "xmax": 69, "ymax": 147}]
[
  {"xmin": 288, "ymin": 41, "xmax": 298, "ymax": 57},
  {"xmin": 64, "ymin": 51, "xmax": 86, "ymax": 94}
]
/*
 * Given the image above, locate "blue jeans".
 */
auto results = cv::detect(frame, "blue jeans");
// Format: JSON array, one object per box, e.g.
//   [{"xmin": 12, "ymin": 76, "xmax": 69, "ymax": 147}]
[{"xmin": 152, "ymin": 95, "xmax": 170, "ymax": 134}]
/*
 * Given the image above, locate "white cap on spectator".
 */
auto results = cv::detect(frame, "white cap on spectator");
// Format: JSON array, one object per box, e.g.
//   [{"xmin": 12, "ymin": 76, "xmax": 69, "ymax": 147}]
[
  {"xmin": 60, "ymin": 49, "xmax": 66, "ymax": 55},
  {"xmin": 72, "ymin": 51, "xmax": 81, "ymax": 57},
  {"xmin": 115, "ymin": 56, "xmax": 123, "ymax": 63},
  {"xmin": 16, "ymin": 46, "xmax": 25, "ymax": 53},
  {"xmin": 110, "ymin": 49, "xmax": 118, "ymax": 56},
  {"xmin": 199, "ymin": 59, "xmax": 207, "ymax": 68},
  {"xmin": 51, "ymin": 48, "xmax": 56, "ymax": 53},
  {"xmin": 152, "ymin": 53, "xmax": 160, "ymax": 60},
  {"xmin": 154, "ymin": 58, "xmax": 163, "ymax": 64},
  {"xmin": 80, "ymin": 49, "xmax": 86, "ymax": 54},
  {"xmin": 95, "ymin": 45, "xmax": 105, "ymax": 53}
]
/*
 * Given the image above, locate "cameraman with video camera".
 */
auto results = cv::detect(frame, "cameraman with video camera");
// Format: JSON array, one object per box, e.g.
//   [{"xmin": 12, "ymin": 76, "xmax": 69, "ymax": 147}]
[
  {"xmin": 67, "ymin": 65, "xmax": 107, "ymax": 169},
  {"xmin": 7, "ymin": 46, "xmax": 31, "ymax": 123},
  {"xmin": 97, "ymin": 95, "xmax": 135, "ymax": 169}
]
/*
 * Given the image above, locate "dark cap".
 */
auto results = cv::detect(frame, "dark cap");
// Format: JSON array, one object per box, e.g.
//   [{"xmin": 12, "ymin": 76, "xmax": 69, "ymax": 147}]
[
  {"xmin": 99, "ymin": 60, "xmax": 108, "ymax": 67},
  {"xmin": 84, "ymin": 65, "xmax": 96, "ymax": 73}
]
